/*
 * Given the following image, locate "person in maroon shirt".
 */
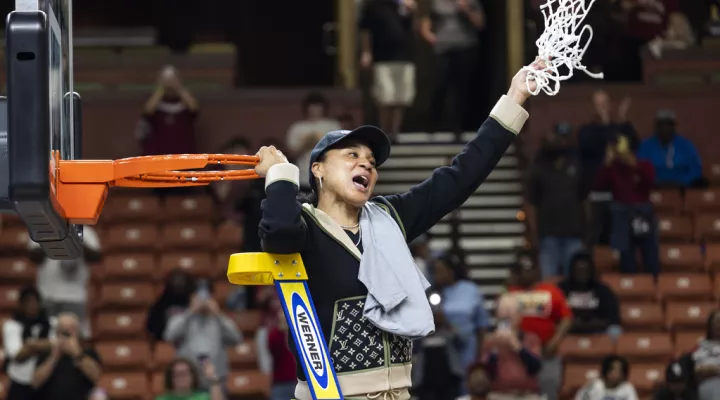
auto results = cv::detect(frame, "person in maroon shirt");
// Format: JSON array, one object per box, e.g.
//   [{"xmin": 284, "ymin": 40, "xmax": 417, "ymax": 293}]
[
  {"xmin": 595, "ymin": 134, "xmax": 660, "ymax": 275},
  {"xmin": 256, "ymin": 301, "xmax": 297, "ymax": 400},
  {"xmin": 138, "ymin": 66, "xmax": 199, "ymax": 156}
]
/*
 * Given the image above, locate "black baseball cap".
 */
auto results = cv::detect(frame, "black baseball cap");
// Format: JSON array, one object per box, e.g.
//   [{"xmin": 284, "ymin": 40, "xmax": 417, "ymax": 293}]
[{"xmin": 308, "ymin": 125, "xmax": 391, "ymax": 191}]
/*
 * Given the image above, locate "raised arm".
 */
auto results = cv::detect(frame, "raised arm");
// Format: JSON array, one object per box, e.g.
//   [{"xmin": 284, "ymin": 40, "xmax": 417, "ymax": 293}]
[
  {"xmin": 383, "ymin": 68, "xmax": 534, "ymax": 241},
  {"xmin": 256, "ymin": 146, "xmax": 307, "ymax": 254}
]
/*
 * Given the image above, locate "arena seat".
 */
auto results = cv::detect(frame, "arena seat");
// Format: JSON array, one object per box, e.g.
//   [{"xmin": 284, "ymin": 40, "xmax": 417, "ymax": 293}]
[
  {"xmin": 593, "ymin": 247, "xmax": 618, "ymax": 273},
  {"xmin": 94, "ymin": 312, "xmax": 147, "ymax": 339},
  {"xmin": 96, "ymin": 341, "xmax": 151, "ymax": 371},
  {"xmin": 164, "ymin": 195, "xmax": 214, "ymax": 221},
  {"xmin": 659, "ymin": 245, "xmax": 704, "ymax": 272},
  {"xmin": 227, "ymin": 370, "xmax": 271, "ymax": 399},
  {"xmin": 620, "ymin": 302, "xmax": 664, "ymax": 331},
  {"xmin": 216, "ymin": 223, "xmax": 245, "ymax": 250},
  {"xmin": 159, "ymin": 252, "xmax": 214, "ymax": 278},
  {"xmin": 685, "ymin": 188, "xmax": 720, "ymax": 214},
  {"xmin": 101, "ymin": 253, "xmax": 157, "ymax": 282},
  {"xmin": 104, "ymin": 224, "xmax": 160, "ymax": 252},
  {"xmin": 558, "ymin": 335, "xmax": 615, "ymax": 362},
  {"xmin": 213, "ymin": 280, "xmax": 236, "ymax": 308},
  {"xmin": 151, "ymin": 372, "xmax": 164, "ymax": 396},
  {"xmin": 0, "ymin": 286, "xmax": 21, "ymax": 312},
  {"xmin": 629, "ymin": 363, "xmax": 665, "ymax": 396},
  {"xmin": 152, "ymin": 342, "xmax": 176, "ymax": 371},
  {"xmin": 99, "ymin": 283, "xmax": 155, "ymax": 309},
  {"xmin": 0, "ymin": 228, "xmax": 30, "ymax": 253},
  {"xmin": 99, "ymin": 373, "xmax": 149, "ymax": 400},
  {"xmin": 665, "ymin": 301, "xmax": 716, "ymax": 330},
  {"xmin": 674, "ymin": 331, "xmax": 704, "ymax": 355},
  {"xmin": 233, "ymin": 310, "xmax": 263, "ymax": 336},
  {"xmin": 693, "ymin": 213, "xmax": 720, "ymax": 242},
  {"xmin": 228, "ymin": 340, "xmax": 259, "ymax": 370},
  {"xmin": 657, "ymin": 273, "xmax": 712, "ymax": 301},
  {"xmin": 0, "ymin": 258, "xmax": 35, "ymax": 283},
  {"xmin": 650, "ymin": 190, "xmax": 683, "ymax": 215},
  {"xmin": 561, "ymin": 364, "xmax": 599, "ymax": 398},
  {"xmin": 708, "ymin": 163, "xmax": 720, "ymax": 186},
  {"xmin": 657, "ymin": 215, "xmax": 693, "ymax": 242},
  {"xmin": 102, "ymin": 195, "xmax": 162, "ymax": 223},
  {"xmin": 616, "ymin": 333, "xmax": 673, "ymax": 362},
  {"xmin": 160, "ymin": 223, "xmax": 215, "ymax": 250},
  {"xmin": 602, "ymin": 274, "xmax": 656, "ymax": 301}
]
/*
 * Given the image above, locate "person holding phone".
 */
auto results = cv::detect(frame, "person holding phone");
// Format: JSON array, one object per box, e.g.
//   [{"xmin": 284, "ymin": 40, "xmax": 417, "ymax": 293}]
[
  {"xmin": 596, "ymin": 134, "xmax": 660, "ymax": 275},
  {"xmin": 164, "ymin": 281, "xmax": 242, "ymax": 389},
  {"xmin": 481, "ymin": 294, "xmax": 543, "ymax": 400},
  {"xmin": 31, "ymin": 313, "xmax": 102, "ymax": 400}
]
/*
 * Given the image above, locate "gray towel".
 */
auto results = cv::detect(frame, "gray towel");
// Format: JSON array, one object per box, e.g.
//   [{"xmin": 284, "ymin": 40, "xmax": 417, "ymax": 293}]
[{"xmin": 358, "ymin": 202, "xmax": 435, "ymax": 339}]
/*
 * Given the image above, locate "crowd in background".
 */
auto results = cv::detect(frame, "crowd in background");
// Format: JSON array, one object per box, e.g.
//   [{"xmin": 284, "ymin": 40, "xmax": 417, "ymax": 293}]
[{"xmin": 2, "ymin": 0, "xmax": 720, "ymax": 400}]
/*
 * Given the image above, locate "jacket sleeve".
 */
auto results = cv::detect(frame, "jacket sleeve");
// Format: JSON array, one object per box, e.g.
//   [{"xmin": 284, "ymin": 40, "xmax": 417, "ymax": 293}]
[
  {"xmin": 259, "ymin": 163, "xmax": 307, "ymax": 254},
  {"xmin": 383, "ymin": 95, "xmax": 528, "ymax": 242}
]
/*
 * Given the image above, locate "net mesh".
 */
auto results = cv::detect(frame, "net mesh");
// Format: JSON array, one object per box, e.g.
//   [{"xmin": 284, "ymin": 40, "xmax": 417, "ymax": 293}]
[{"xmin": 523, "ymin": 0, "xmax": 604, "ymax": 96}]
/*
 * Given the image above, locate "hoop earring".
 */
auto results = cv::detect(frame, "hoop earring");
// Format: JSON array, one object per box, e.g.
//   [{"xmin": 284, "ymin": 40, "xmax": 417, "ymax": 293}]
[{"xmin": 319, "ymin": 176, "xmax": 324, "ymax": 191}]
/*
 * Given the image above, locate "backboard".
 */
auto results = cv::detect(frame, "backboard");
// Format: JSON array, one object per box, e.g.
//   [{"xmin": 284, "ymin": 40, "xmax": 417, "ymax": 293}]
[{"xmin": 4, "ymin": 0, "xmax": 83, "ymax": 259}]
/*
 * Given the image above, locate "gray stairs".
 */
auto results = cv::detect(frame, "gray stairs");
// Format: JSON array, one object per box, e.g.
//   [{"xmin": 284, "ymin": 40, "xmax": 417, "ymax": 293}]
[{"xmin": 376, "ymin": 132, "xmax": 526, "ymax": 310}]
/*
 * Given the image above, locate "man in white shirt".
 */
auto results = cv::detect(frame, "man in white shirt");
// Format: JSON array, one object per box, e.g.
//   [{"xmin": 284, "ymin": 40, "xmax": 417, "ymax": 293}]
[
  {"xmin": 285, "ymin": 92, "xmax": 341, "ymax": 192},
  {"xmin": 28, "ymin": 226, "xmax": 102, "ymax": 338}
]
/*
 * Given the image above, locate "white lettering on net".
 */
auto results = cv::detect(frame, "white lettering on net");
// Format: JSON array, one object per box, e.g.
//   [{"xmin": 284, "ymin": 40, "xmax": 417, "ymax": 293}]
[{"xmin": 523, "ymin": 0, "xmax": 604, "ymax": 96}]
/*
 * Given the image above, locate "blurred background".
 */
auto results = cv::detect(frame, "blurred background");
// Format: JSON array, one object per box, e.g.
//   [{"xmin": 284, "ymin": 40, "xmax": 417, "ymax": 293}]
[{"xmin": 1, "ymin": 0, "xmax": 720, "ymax": 400}]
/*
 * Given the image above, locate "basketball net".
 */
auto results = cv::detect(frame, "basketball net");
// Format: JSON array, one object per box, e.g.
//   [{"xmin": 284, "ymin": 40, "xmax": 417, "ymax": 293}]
[{"xmin": 524, "ymin": 0, "xmax": 604, "ymax": 96}]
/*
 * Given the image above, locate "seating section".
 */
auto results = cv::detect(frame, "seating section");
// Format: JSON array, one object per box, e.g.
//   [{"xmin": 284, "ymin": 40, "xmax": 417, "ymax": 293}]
[{"xmin": 0, "ymin": 193, "xmax": 269, "ymax": 400}]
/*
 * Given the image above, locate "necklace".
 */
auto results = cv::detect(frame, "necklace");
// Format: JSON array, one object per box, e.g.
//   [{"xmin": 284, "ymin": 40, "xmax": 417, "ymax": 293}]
[
  {"xmin": 340, "ymin": 222, "xmax": 359, "ymax": 229},
  {"xmin": 354, "ymin": 227, "xmax": 362, "ymax": 246}
]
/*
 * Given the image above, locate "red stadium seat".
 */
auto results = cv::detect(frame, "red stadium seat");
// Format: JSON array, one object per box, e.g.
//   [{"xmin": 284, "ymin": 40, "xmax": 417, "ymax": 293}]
[
  {"xmin": 694, "ymin": 214, "xmax": 720, "ymax": 242},
  {"xmin": 159, "ymin": 252, "xmax": 213, "ymax": 278},
  {"xmin": 561, "ymin": 364, "xmax": 600, "ymax": 398},
  {"xmin": 101, "ymin": 253, "xmax": 156, "ymax": 282},
  {"xmin": 152, "ymin": 342, "xmax": 176, "ymax": 371},
  {"xmin": 227, "ymin": 370, "xmax": 271, "ymax": 399},
  {"xmin": 685, "ymin": 189, "xmax": 720, "ymax": 214},
  {"xmin": 657, "ymin": 215, "xmax": 693, "ymax": 242},
  {"xmin": 0, "ymin": 258, "xmax": 35, "ymax": 282},
  {"xmin": 0, "ymin": 228, "xmax": 31, "ymax": 252},
  {"xmin": 593, "ymin": 247, "xmax": 619, "ymax": 273},
  {"xmin": 0, "ymin": 286, "xmax": 21, "ymax": 312},
  {"xmin": 650, "ymin": 190, "xmax": 683, "ymax": 215},
  {"xmin": 160, "ymin": 223, "xmax": 215, "ymax": 250},
  {"xmin": 98, "ymin": 373, "xmax": 148, "ymax": 400},
  {"xmin": 95, "ymin": 341, "xmax": 151, "ymax": 371},
  {"xmin": 558, "ymin": 335, "xmax": 615, "ymax": 362},
  {"xmin": 164, "ymin": 195, "xmax": 214, "ymax": 220},
  {"xmin": 228, "ymin": 340, "xmax": 259, "ymax": 370},
  {"xmin": 102, "ymin": 195, "xmax": 162, "ymax": 223},
  {"xmin": 674, "ymin": 331, "xmax": 704, "ymax": 355},
  {"xmin": 94, "ymin": 312, "xmax": 147, "ymax": 339},
  {"xmin": 98, "ymin": 283, "xmax": 155, "ymax": 310},
  {"xmin": 104, "ymin": 224, "xmax": 159, "ymax": 252},
  {"xmin": 602, "ymin": 274, "xmax": 656, "ymax": 301},
  {"xmin": 621, "ymin": 302, "xmax": 664, "ymax": 331},
  {"xmin": 629, "ymin": 364, "xmax": 665, "ymax": 395},
  {"xmin": 616, "ymin": 333, "xmax": 673, "ymax": 362},
  {"xmin": 659, "ymin": 245, "xmax": 704, "ymax": 272},
  {"xmin": 657, "ymin": 273, "xmax": 712, "ymax": 301},
  {"xmin": 666, "ymin": 301, "xmax": 716, "ymax": 330}
]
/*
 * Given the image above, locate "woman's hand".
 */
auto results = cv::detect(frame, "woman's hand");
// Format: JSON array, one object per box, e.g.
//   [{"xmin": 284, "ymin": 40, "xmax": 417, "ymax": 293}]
[
  {"xmin": 254, "ymin": 146, "xmax": 289, "ymax": 177},
  {"xmin": 507, "ymin": 58, "xmax": 549, "ymax": 106}
]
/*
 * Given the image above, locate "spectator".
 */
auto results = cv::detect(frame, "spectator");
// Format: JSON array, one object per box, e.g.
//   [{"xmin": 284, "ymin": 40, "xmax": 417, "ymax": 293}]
[
  {"xmin": 359, "ymin": 0, "xmax": 417, "ymax": 139},
  {"xmin": 574, "ymin": 355, "xmax": 638, "ymax": 400},
  {"xmin": 432, "ymin": 252, "xmax": 490, "ymax": 369},
  {"xmin": 413, "ymin": 293, "xmax": 465, "ymax": 400},
  {"xmin": 420, "ymin": 0, "xmax": 485, "ymax": 134},
  {"xmin": 4, "ymin": 287, "xmax": 55, "ymax": 400},
  {"xmin": 637, "ymin": 110, "xmax": 704, "ymax": 188},
  {"xmin": 31, "ymin": 313, "xmax": 102, "ymax": 400},
  {"xmin": 155, "ymin": 358, "xmax": 223, "ymax": 400},
  {"xmin": 578, "ymin": 91, "xmax": 637, "ymax": 186},
  {"xmin": 596, "ymin": 135, "xmax": 660, "ymax": 275},
  {"xmin": 508, "ymin": 262, "xmax": 573, "ymax": 400},
  {"xmin": 164, "ymin": 283, "xmax": 242, "ymax": 389},
  {"xmin": 137, "ymin": 66, "xmax": 199, "ymax": 156},
  {"xmin": 557, "ymin": 253, "xmax": 622, "ymax": 338},
  {"xmin": 146, "ymin": 269, "xmax": 196, "ymax": 342},
  {"xmin": 256, "ymin": 304, "xmax": 296, "ymax": 400},
  {"xmin": 653, "ymin": 358, "xmax": 699, "ymax": 400},
  {"xmin": 481, "ymin": 294, "xmax": 543, "ymax": 400},
  {"xmin": 211, "ymin": 137, "xmax": 253, "ymax": 226},
  {"xmin": 285, "ymin": 92, "xmax": 341, "ymax": 192},
  {"xmin": 28, "ymin": 225, "xmax": 101, "ymax": 338},
  {"xmin": 527, "ymin": 123, "xmax": 586, "ymax": 278},
  {"xmin": 457, "ymin": 362, "xmax": 491, "ymax": 400},
  {"xmin": 410, "ymin": 234, "xmax": 434, "ymax": 282},
  {"xmin": 692, "ymin": 310, "xmax": 720, "ymax": 400}
]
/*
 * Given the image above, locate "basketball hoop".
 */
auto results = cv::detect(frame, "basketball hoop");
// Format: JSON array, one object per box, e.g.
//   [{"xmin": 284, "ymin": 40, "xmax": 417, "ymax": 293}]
[
  {"xmin": 524, "ymin": 0, "xmax": 604, "ymax": 96},
  {"xmin": 55, "ymin": 153, "xmax": 260, "ymax": 224}
]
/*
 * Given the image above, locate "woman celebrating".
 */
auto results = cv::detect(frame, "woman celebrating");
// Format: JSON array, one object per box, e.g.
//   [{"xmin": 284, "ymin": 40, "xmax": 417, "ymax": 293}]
[{"xmin": 253, "ymin": 64, "xmax": 537, "ymax": 400}]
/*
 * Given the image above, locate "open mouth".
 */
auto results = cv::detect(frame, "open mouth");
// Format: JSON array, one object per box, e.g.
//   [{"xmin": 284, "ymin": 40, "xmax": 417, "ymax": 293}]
[{"xmin": 352, "ymin": 175, "xmax": 370, "ymax": 191}]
